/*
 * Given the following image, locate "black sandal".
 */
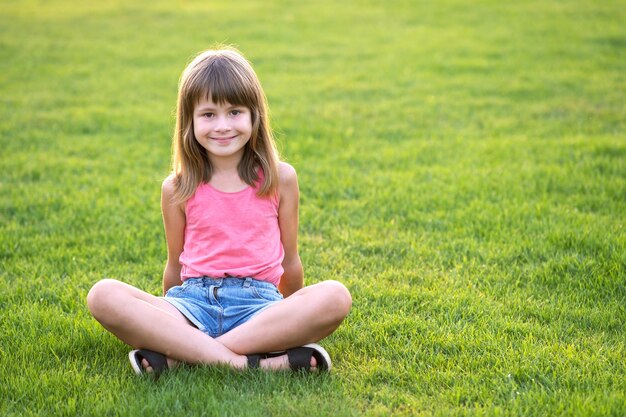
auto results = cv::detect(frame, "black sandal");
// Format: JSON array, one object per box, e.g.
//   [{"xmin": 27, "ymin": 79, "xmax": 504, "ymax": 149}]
[
  {"xmin": 247, "ymin": 343, "xmax": 331, "ymax": 372},
  {"xmin": 286, "ymin": 343, "xmax": 331, "ymax": 372},
  {"xmin": 129, "ymin": 349, "xmax": 169, "ymax": 378},
  {"xmin": 246, "ymin": 354, "xmax": 263, "ymax": 369}
]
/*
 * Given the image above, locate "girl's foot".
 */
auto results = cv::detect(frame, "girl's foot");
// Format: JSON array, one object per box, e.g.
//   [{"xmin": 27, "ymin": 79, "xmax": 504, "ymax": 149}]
[
  {"xmin": 130, "ymin": 343, "xmax": 330, "ymax": 376},
  {"xmin": 129, "ymin": 349, "xmax": 178, "ymax": 377},
  {"xmin": 136, "ymin": 351, "xmax": 314, "ymax": 373},
  {"xmin": 141, "ymin": 357, "xmax": 179, "ymax": 373},
  {"xmin": 252, "ymin": 343, "xmax": 332, "ymax": 372},
  {"xmin": 259, "ymin": 352, "xmax": 318, "ymax": 371}
]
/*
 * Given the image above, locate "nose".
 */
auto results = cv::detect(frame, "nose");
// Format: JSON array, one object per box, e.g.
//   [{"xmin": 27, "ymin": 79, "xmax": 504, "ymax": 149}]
[{"xmin": 214, "ymin": 115, "xmax": 231, "ymax": 132}]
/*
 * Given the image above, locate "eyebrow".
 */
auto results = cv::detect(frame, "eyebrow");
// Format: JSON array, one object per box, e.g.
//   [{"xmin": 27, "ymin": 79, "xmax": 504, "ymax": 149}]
[
  {"xmin": 195, "ymin": 103, "xmax": 246, "ymax": 112},
  {"xmin": 195, "ymin": 105, "xmax": 216, "ymax": 112}
]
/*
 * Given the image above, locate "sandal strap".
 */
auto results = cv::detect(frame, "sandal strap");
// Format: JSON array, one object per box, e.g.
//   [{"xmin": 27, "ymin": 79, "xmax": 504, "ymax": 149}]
[
  {"xmin": 247, "ymin": 354, "xmax": 262, "ymax": 369},
  {"xmin": 287, "ymin": 347, "xmax": 313, "ymax": 371}
]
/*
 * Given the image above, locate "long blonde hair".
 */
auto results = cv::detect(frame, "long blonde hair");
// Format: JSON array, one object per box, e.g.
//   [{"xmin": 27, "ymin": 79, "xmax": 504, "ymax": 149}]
[{"xmin": 171, "ymin": 47, "xmax": 280, "ymax": 203}]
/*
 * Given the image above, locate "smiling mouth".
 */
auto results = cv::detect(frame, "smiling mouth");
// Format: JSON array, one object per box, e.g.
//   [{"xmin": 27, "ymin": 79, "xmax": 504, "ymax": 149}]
[{"xmin": 211, "ymin": 136, "xmax": 236, "ymax": 142}]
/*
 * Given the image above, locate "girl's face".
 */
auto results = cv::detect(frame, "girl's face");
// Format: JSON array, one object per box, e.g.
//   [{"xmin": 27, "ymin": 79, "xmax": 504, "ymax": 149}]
[{"xmin": 193, "ymin": 97, "xmax": 252, "ymax": 163}]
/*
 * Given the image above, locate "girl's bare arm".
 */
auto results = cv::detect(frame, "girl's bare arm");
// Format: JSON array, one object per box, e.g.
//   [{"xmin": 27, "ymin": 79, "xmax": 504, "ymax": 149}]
[
  {"xmin": 277, "ymin": 162, "xmax": 304, "ymax": 297},
  {"xmin": 161, "ymin": 175, "xmax": 185, "ymax": 295}
]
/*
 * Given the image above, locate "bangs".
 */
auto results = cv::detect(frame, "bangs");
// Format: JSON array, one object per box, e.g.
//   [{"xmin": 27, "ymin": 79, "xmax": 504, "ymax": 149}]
[{"xmin": 187, "ymin": 55, "xmax": 258, "ymax": 108}]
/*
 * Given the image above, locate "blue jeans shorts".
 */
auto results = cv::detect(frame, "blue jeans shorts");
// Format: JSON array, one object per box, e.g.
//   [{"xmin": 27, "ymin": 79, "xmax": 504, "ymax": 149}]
[{"xmin": 163, "ymin": 277, "xmax": 283, "ymax": 338}]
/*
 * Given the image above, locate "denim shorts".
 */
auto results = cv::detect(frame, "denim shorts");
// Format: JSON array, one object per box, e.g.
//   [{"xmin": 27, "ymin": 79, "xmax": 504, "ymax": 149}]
[{"xmin": 163, "ymin": 277, "xmax": 283, "ymax": 338}]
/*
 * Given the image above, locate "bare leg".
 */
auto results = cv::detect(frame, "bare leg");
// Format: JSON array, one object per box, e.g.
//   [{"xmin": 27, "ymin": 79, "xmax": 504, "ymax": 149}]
[
  {"xmin": 87, "ymin": 279, "xmax": 351, "ymax": 372},
  {"xmin": 87, "ymin": 279, "xmax": 247, "ymax": 369},
  {"xmin": 217, "ymin": 280, "xmax": 352, "ymax": 357}
]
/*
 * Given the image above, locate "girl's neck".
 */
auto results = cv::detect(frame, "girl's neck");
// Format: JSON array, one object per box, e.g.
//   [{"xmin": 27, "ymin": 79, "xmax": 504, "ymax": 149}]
[
  {"xmin": 209, "ymin": 169, "xmax": 249, "ymax": 193},
  {"xmin": 209, "ymin": 156, "xmax": 248, "ymax": 193},
  {"xmin": 208, "ymin": 150, "xmax": 241, "ymax": 172}
]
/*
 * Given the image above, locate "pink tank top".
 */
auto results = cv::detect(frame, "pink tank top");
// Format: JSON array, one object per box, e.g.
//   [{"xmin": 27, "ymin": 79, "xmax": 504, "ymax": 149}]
[{"xmin": 179, "ymin": 177, "xmax": 284, "ymax": 286}]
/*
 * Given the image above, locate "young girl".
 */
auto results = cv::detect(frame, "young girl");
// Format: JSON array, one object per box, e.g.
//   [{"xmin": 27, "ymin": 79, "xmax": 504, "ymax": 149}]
[{"xmin": 87, "ymin": 48, "xmax": 352, "ymax": 375}]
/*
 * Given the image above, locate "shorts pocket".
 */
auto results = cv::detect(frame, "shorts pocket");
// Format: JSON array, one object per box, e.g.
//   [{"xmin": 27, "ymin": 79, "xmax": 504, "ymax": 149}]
[
  {"xmin": 165, "ymin": 285, "xmax": 185, "ymax": 298},
  {"xmin": 250, "ymin": 286, "xmax": 283, "ymax": 302},
  {"xmin": 165, "ymin": 280, "xmax": 201, "ymax": 298}
]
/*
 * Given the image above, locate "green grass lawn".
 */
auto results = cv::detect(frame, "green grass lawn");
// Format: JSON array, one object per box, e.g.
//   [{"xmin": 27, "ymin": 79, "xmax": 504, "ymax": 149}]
[{"xmin": 1, "ymin": 0, "xmax": 625, "ymax": 415}]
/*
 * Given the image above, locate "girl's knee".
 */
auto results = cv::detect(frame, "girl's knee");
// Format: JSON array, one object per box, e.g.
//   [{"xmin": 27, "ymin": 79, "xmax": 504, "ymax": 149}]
[
  {"xmin": 321, "ymin": 280, "xmax": 352, "ymax": 320},
  {"xmin": 86, "ymin": 278, "xmax": 125, "ymax": 318}
]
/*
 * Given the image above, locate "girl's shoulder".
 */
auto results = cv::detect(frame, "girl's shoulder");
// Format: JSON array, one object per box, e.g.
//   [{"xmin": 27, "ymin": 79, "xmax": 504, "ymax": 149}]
[
  {"xmin": 161, "ymin": 173, "xmax": 186, "ymax": 210},
  {"xmin": 162, "ymin": 173, "xmax": 177, "ymax": 195},
  {"xmin": 277, "ymin": 161, "xmax": 297, "ymax": 185},
  {"xmin": 277, "ymin": 162, "xmax": 299, "ymax": 202}
]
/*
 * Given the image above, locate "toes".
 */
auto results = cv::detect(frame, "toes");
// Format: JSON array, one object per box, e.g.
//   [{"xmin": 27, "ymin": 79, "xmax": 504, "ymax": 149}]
[
  {"xmin": 141, "ymin": 358, "xmax": 153, "ymax": 373},
  {"xmin": 140, "ymin": 356, "xmax": 176, "ymax": 373}
]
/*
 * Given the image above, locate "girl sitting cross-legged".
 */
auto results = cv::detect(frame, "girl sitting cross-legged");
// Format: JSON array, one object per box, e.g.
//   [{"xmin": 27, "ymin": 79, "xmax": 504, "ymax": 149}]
[{"xmin": 86, "ymin": 47, "xmax": 352, "ymax": 376}]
